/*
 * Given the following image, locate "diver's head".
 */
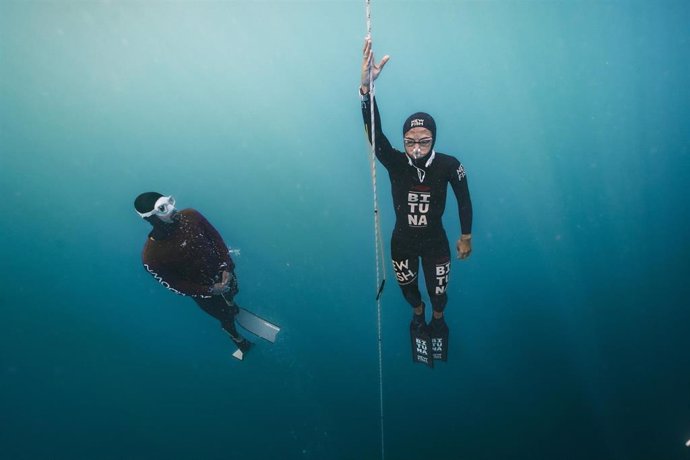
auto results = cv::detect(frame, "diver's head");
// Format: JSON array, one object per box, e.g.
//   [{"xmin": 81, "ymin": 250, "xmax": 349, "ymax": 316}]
[
  {"xmin": 403, "ymin": 112, "xmax": 436, "ymax": 160},
  {"xmin": 134, "ymin": 192, "xmax": 177, "ymax": 224}
]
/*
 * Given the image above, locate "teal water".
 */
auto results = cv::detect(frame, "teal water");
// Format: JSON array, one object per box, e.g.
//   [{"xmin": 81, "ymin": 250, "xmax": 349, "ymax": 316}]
[{"xmin": 2, "ymin": 1, "xmax": 689, "ymax": 459}]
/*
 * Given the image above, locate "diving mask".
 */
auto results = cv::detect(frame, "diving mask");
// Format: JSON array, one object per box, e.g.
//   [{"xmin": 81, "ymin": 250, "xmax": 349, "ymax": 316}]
[{"xmin": 137, "ymin": 195, "xmax": 176, "ymax": 219}]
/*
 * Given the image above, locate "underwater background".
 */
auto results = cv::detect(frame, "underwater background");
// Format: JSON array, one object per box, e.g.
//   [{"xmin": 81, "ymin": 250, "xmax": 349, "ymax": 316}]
[{"xmin": 2, "ymin": 1, "xmax": 689, "ymax": 459}]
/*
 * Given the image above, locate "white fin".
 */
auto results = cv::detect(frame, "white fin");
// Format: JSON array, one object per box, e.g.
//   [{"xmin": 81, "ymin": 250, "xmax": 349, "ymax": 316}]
[{"xmin": 235, "ymin": 308, "xmax": 281, "ymax": 343}]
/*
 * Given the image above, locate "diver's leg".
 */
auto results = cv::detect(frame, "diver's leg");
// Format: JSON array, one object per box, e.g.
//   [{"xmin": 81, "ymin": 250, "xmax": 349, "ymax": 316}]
[
  {"xmin": 421, "ymin": 234, "xmax": 451, "ymax": 317},
  {"xmin": 393, "ymin": 235, "xmax": 433, "ymax": 366},
  {"xmin": 391, "ymin": 236, "xmax": 427, "ymax": 332},
  {"xmin": 421, "ymin": 235, "xmax": 451, "ymax": 361},
  {"xmin": 390, "ymin": 235, "xmax": 423, "ymax": 311},
  {"xmin": 193, "ymin": 296, "xmax": 250, "ymax": 352}
]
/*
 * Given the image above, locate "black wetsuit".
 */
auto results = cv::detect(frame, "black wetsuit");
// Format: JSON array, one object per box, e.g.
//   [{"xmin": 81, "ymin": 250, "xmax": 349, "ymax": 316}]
[
  {"xmin": 361, "ymin": 92, "xmax": 473, "ymax": 312},
  {"xmin": 141, "ymin": 209, "xmax": 242, "ymax": 341}
]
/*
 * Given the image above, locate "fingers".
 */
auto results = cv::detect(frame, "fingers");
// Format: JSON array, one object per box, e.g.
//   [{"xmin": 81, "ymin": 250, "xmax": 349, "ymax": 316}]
[
  {"xmin": 363, "ymin": 38, "xmax": 388, "ymax": 69},
  {"xmin": 361, "ymin": 43, "xmax": 372, "ymax": 66},
  {"xmin": 378, "ymin": 55, "xmax": 390, "ymax": 69},
  {"xmin": 363, "ymin": 39, "xmax": 377, "ymax": 66},
  {"xmin": 456, "ymin": 246, "xmax": 471, "ymax": 259},
  {"xmin": 362, "ymin": 39, "xmax": 389, "ymax": 86}
]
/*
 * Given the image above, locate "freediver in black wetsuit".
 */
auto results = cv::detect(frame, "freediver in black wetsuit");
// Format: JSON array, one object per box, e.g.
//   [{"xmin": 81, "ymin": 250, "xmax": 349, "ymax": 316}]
[{"xmin": 360, "ymin": 38, "xmax": 473, "ymax": 366}]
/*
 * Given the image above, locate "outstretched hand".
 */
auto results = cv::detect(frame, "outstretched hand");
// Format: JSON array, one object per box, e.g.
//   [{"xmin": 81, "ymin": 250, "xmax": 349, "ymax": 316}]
[{"xmin": 361, "ymin": 37, "xmax": 389, "ymax": 93}]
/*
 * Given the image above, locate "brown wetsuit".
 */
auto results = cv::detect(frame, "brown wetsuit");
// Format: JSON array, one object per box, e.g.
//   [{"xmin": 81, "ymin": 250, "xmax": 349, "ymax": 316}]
[{"xmin": 141, "ymin": 208, "xmax": 241, "ymax": 340}]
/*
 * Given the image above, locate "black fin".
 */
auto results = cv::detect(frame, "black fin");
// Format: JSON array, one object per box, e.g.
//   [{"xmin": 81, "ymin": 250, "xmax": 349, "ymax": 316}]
[
  {"xmin": 410, "ymin": 319, "xmax": 434, "ymax": 368},
  {"xmin": 429, "ymin": 317, "xmax": 449, "ymax": 362}
]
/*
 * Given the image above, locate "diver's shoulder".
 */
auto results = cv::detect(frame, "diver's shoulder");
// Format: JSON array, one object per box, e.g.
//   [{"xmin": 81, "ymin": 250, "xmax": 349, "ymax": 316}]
[
  {"xmin": 434, "ymin": 151, "xmax": 462, "ymax": 166},
  {"xmin": 179, "ymin": 208, "xmax": 204, "ymax": 219}
]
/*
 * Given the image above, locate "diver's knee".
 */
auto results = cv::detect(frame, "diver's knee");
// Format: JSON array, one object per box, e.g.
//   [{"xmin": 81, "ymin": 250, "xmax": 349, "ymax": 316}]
[{"xmin": 402, "ymin": 289, "xmax": 421, "ymax": 308}]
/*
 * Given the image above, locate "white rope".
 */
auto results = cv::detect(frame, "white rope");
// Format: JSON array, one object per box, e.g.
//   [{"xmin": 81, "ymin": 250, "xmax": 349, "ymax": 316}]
[{"xmin": 366, "ymin": 1, "xmax": 385, "ymax": 459}]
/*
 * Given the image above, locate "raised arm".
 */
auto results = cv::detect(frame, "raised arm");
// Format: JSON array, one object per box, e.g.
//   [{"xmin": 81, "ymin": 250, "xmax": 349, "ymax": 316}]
[{"xmin": 360, "ymin": 38, "xmax": 399, "ymax": 169}]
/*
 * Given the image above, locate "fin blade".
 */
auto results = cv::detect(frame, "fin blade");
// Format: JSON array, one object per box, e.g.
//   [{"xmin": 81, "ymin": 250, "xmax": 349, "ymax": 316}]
[
  {"xmin": 430, "ymin": 322, "xmax": 449, "ymax": 362},
  {"xmin": 236, "ymin": 308, "xmax": 281, "ymax": 343},
  {"xmin": 410, "ymin": 329, "xmax": 434, "ymax": 368},
  {"xmin": 431, "ymin": 335, "xmax": 448, "ymax": 362}
]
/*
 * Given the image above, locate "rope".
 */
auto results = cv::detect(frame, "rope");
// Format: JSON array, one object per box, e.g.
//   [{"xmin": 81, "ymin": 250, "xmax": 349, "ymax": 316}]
[{"xmin": 366, "ymin": 2, "xmax": 386, "ymax": 459}]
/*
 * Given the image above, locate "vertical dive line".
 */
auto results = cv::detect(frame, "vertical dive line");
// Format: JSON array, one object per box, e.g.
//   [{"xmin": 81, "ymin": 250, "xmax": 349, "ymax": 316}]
[{"xmin": 366, "ymin": 2, "xmax": 385, "ymax": 459}]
